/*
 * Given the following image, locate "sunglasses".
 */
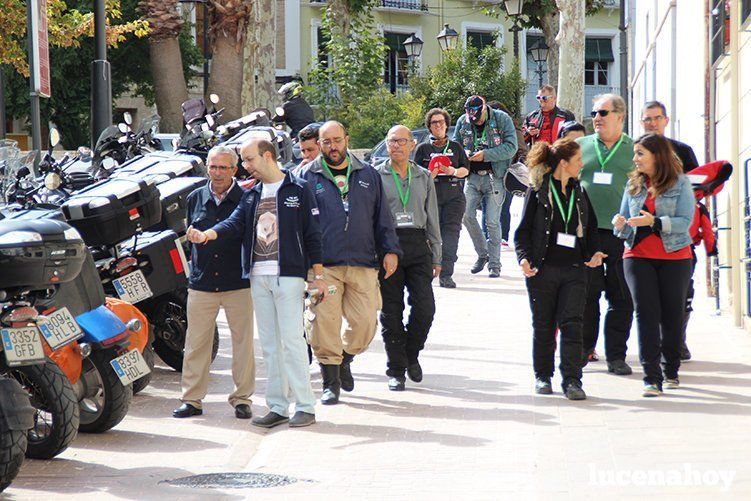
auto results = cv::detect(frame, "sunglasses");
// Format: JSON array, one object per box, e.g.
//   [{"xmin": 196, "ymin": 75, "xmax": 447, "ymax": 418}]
[
  {"xmin": 536, "ymin": 95, "xmax": 553, "ymax": 102},
  {"xmin": 590, "ymin": 109, "xmax": 612, "ymax": 118}
]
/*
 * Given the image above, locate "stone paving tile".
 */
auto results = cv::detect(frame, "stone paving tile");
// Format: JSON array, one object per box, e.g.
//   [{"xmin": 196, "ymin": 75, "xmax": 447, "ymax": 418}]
[{"xmin": 6, "ymin": 209, "xmax": 751, "ymax": 499}]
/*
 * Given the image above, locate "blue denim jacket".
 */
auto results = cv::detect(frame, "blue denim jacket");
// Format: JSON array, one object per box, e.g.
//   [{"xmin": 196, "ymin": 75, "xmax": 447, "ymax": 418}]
[
  {"xmin": 451, "ymin": 107, "xmax": 518, "ymax": 178},
  {"xmin": 613, "ymin": 175, "xmax": 694, "ymax": 253}
]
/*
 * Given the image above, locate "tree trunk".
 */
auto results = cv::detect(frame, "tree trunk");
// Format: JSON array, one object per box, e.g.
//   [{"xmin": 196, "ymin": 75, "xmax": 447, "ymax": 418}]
[
  {"xmin": 539, "ymin": 11, "xmax": 561, "ymax": 88},
  {"xmin": 555, "ymin": 0, "xmax": 586, "ymax": 120},
  {"xmin": 209, "ymin": 34, "xmax": 245, "ymax": 121},
  {"xmin": 242, "ymin": 0, "xmax": 276, "ymax": 112},
  {"xmin": 149, "ymin": 38, "xmax": 189, "ymax": 132}
]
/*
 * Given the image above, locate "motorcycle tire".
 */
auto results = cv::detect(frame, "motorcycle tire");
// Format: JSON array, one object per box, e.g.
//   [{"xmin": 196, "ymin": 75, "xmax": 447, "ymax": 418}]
[
  {"xmin": 153, "ymin": 326, "xmax": 219, "ymax": 373},
  {"xmin": 0, "ymin": 429, "xmax": 27, "ymax": 492},
  {"xmin": 132, "ymin": 344, "xmax": 155, "ymax": 395},
  {"xmin": 77, "ymin": 349, "xmax": 133, "ymax": 434},
  {"xmin": 5, "ymin": 360, "xmax": 79, "ymax": 459}
]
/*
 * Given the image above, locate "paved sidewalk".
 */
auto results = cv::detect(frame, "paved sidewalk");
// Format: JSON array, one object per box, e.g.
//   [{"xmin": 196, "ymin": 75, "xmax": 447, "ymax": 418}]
[{"xmin": 7, "ymin": 203, "xmax": 751, "ymax": 499}]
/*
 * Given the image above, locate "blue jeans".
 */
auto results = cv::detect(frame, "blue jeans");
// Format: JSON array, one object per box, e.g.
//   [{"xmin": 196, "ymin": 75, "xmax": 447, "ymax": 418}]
[
  {"xmin": 463, "ymin": 173, "xmax": 505, "ymax": 269},
  {"xmin": 250, "ymin": 275, "xmax": 316, "ymax": 416},
  {"xmin": 481, "ymin": 188, "xmax": 513, "ymax": 241}
]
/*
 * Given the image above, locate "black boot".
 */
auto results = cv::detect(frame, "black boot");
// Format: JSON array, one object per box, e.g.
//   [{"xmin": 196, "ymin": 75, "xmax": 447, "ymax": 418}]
[
  {"xmin": 319, "ymin": 364, "xmax": 341, "ymax": 405},
  {"xmin": 340, "ymin": 352, "xmax": 355, "ymax": 392}
]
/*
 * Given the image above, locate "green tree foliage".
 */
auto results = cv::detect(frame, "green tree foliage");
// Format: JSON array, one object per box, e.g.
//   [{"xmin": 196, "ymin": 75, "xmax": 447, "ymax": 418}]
[
  {"xmin": 485, "ymin": 0, "xmax": 605, "ymax": 30},
  {"xmin": 4, "ymin": 0, "xmax": 201, "ymax": 148},
  {"xmin": 409, "ymin": 45, "xmax": 527, "ymax": 122}
]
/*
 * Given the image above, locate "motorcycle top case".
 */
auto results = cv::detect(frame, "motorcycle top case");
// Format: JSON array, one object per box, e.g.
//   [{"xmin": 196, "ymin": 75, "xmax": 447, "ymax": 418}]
[
  {"xmin": 36, "ymin": 249, "xmax": 106, "ymax": 318},
  {"xmin": 60, "ymin": 177, "xmax": 162, "ymax": 247},
  {"xmin": 112, "ymin": 151, "xmax": 207, "ymax": 183},
  {"xmin": 0, "ymin": 219, "xmax": 86, "ymax": 291},
  {"xmin": 0, "ymin": 208, "xmax": 65, "ymax": 223},
  {"xmin": 148, "ymin": 176, "xmax": 207, "ymax": 234},
  {"xmin": 114, "ymin": 229, "xmax": 189, "ymax": 299},
  {"xmin": 223, "ymin": 126, "xmax": 294, "ymax": 165}
]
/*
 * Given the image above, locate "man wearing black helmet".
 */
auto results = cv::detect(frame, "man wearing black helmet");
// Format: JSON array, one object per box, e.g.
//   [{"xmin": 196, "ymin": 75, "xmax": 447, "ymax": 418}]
[{"xmin": 275, "ymin": 81, "xmax": 316, "ymax": 138}]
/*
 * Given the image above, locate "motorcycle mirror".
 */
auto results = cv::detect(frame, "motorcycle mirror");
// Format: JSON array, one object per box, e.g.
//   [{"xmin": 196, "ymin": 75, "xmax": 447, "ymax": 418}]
[
  {"xmin": 17, "ymin": 166, "xmax": 30, "ymax": 179},
  {"xmin": 171, "ymin": 138, "xmax": 180, "ymax": 150},
  {"xmin": 44, "ymin": 172, "xmax": 62, "ymax": 191},
  {"xmin": 118, "ymin": 123, "xmax": 128, "ymax": 134},
  {"xmin": 275, "ymin": 107, "xmax": 285, "ymax": 117},
  {"xmin": 209, "ymin": 94, "xmax": 220, "ymax": 105},
  {"xmin": 118, "ymin": 135, "xmax": 129, "ymax": 144},
  {"xmin": 123, "ymin": 112, "xmax": 133, "ymax": 125},
  {"xmin": 205, "ymin": 115, "xmax": 215, "ymax": 128},
  {"xmin": 49, "ymin": 128, "xmax": 61, "ymax": 149}
]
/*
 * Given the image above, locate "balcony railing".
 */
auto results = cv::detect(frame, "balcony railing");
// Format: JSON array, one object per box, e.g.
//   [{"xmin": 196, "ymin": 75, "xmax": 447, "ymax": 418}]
[{"xmin": 378, "ymin": 0, "xmax": 428, "ymax": 12}]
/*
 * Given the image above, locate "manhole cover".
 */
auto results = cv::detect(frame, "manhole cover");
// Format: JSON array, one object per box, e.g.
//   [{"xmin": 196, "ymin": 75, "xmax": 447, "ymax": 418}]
[{"xmin": 162, "ymin": 472, "xmax": 304, "ymax": 489}]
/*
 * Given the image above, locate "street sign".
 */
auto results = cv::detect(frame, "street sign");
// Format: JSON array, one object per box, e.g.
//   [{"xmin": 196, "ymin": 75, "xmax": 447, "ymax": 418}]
[{"xmin": 30, "ymin": 0, "xmax": 51, "ymax": 98}]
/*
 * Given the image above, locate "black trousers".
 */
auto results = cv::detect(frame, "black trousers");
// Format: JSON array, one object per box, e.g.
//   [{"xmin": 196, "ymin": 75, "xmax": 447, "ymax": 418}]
[
  {"xmin": 379, "ymin": 229, "xmax": 436, "ymax": 377},
  {"xmin": 623, "ymin": 257, "xmax": 692, "ymax": 386},
  {"xmin": 583, "ymin": 230, "xmax": 634, "ymax": 361},
  {"xmin": 526, "ymin": 264, "xmax": 587, "ymax": 387},
  {"xmin": 435, "ymin": 181, "xmax": 466, "ymax": 278}
]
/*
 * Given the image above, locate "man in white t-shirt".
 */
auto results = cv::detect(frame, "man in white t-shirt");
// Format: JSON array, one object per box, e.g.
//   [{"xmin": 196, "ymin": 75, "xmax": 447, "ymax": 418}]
[{"xmin": 187, "ymin": 138, "xmax": 327, "ymax": 428}]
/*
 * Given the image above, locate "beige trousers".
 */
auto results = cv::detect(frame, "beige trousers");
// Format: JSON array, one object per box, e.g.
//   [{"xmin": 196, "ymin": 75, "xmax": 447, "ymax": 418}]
[
  {"xmin": 310, "ymin": 266, "xmax": 380, "ymax": 365},
  {"xmin": 181, "ymin": 288, "xmax": 255, "ymax": 409}
]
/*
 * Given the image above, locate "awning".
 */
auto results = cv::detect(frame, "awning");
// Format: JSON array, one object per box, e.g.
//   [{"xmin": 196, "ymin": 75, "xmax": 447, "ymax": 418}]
[{"xmin": 585, "ymin": 38, "xmax": 614, "ymax": 63}]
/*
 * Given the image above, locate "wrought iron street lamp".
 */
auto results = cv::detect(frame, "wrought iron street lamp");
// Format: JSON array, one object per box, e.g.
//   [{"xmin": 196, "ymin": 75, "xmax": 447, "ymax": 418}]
[
  {"xmin": 504, "ymin": 0, "xmax": 525, "ymax": 60},
  {"xmin": 528, "ymin": 38, "xmax": 549, "ymax": 87},
  {"xmin": 436, "ymin": 24, "xmax": 459, "ymax": 52}
]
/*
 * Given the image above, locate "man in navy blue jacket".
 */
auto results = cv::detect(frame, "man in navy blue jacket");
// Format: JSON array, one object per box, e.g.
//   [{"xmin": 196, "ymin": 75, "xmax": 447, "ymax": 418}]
[
  {"xmin": 174, "ymin": 145, "xmax": 255, "ymax": 420},
  {"xmin": 188, "ymin": 138, "xmax": 326, "ymax": 428},
  {"xmin": 298, "ymin": 121, "xmax": 402, "ymax": 405}
]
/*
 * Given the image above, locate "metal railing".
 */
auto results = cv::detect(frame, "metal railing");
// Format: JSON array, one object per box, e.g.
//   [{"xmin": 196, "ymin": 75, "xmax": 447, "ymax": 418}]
[{"xmin": 379, "ymin": 0, "xmax": 428, "ymax": 11}]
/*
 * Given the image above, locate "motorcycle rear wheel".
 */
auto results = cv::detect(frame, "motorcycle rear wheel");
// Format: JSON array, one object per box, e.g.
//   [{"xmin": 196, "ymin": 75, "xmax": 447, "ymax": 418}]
[
  {"xmin": 76, "ymin": 349, "xmax": 132, "ymax": 433},
  {"xmin": 5, "ymin": 360, "xmax": 79, "ymax": 459},
  {"xmin": 0, "ymin": 429, "xmax": 27, "ymax": 492}
]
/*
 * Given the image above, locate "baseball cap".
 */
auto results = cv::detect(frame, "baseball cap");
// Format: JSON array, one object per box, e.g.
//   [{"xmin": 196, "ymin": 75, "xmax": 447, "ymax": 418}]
[{"xmin": 464, "ymin": 95, "xmax": 485, "ymax": 121}]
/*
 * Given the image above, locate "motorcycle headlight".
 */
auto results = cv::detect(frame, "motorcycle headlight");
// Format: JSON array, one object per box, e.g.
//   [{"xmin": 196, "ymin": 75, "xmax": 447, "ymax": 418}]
[
  {"xmin": 0, "ymin": 231, "xmax": 43, "ymax": 245},
  {"xmin": 63, "ymin": 227, "xmax": 82, "ymax": 241},
  {"xmin": 44, "ymin": 172, "xmax": 62, "ymax": 190}
]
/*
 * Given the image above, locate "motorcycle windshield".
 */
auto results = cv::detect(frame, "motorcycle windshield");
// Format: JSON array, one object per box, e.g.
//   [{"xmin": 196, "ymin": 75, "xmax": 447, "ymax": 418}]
[
  {"xmin": 136, "ymin": 114, "xmax": 161, "ymax": 137},
  {"xmin": 94, "ymin": 125, "xmax": 122, "ymax": 152}
]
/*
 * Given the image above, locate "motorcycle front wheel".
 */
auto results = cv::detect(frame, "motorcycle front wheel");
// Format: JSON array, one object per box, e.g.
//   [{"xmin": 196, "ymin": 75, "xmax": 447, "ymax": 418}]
[
  {"xmin": 75, "ymin": 349, "xmax": 132, "ymax": 433},
  {"xmin": 5, "ymin": 359, "xmax": 79, "ymax": 459}
]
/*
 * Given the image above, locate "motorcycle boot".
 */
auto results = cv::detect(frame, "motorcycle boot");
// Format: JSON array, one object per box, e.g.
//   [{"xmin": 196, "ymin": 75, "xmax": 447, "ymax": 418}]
[
  {"xmin": 340, "ymin": 352, "xmax": 355, "ymax": 392},
  {"xmin": 319, "ymin": 364, "xmax": 341, "ymax": 405}
]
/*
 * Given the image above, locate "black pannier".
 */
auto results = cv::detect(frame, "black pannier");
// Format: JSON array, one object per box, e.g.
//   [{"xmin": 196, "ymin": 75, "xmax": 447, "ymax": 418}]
[
  {"xmin": 149, "ymin": 177, "xmax": 207, "ymax": 234},
  {"xmin": 61, "ymin": 177, "xmax": 162, "ymax": 247},
  {"xmin": 112, "ymin": 151, "xmax": 206, "ymax": 182},
  {"xmin": 0, "ymin": 219, "xmax": 86, "ymax": 292},
  {"xmin": 107, "ymin": 230, "xmax": 189, "ymax": 302}
]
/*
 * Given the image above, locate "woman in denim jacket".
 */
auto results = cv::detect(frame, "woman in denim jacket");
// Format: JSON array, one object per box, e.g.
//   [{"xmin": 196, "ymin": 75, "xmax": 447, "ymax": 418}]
[{"xmin": 612, "ymin": 133, "xmax": 694, "ymax": 397}]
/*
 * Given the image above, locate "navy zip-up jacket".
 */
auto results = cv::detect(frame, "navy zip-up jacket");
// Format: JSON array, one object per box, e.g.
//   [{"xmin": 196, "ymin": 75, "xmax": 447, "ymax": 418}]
[
  {"xmin": 298, "ymin": 153, "xmax": 402, "ymax": 268},
  {"xmin": 211, "ymin": 171, "xmax": 322, "ymax": 280}
]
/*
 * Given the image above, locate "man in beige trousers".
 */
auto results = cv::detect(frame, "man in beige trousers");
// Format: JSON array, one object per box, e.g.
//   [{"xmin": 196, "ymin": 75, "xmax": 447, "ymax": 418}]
[{"xmin": 173, "ymin": 145, "xmax": 256, "ymax": 419}]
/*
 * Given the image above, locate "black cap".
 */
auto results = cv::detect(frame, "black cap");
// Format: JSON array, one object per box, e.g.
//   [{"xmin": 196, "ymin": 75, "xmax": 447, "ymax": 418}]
[{"xmin": 464, "ymin": 95, "xmax": 484, "ymax": 109}]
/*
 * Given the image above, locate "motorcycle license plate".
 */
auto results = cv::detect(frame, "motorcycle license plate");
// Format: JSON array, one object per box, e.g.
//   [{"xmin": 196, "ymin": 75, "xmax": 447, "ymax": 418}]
[
  {"xmin": 38, "ymin": 307, "xmax": 84, "ymax": 350},
  {"xmin": 1, "ymin": 326, "xmax": 46, "ymax": 366},
  {"xmin": 112, "ymin": 270, "xmax": 153, "ymax": 303},
  {"xmin": 110, "ymin": 349, "xmax": 151, "ymax": 386}
]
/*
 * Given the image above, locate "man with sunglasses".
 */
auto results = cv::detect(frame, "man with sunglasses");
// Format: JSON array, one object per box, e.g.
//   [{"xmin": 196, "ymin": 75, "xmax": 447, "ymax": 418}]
[
  {"xmin": 298, "ymin": 121, "xmax": 402, "ymax": 405},
  {"xmin": 175, "ymin": 145, "xmax": 256, "ymax": 420},
  {"xmin": 641, "ymin": 101, "xmax": 698, "ymax": 173},
  {"xmin": 522, "ymin": 85, "xmax": 575, "ymax": 147},
  {"xmin": 453, "ymin": 95, "xmax": 518, "ymax": 277},
  {"xmin": 577, "ymin": 94, "xmax": 635, "ymax": 377}
]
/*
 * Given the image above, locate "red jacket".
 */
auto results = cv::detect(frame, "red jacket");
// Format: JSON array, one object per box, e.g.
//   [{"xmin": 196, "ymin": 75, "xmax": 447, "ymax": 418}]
[
  {"xmin": 687, "ymin": 160, "xmax": 732, "ymax": 256},
  {"xmin": 522, "ymin": 106, "xmax": 575, "ymax": 145}
]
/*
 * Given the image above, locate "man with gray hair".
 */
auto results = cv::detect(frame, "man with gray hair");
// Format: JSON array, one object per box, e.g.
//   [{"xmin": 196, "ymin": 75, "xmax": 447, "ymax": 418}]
[
  {"xmin": 577, "ymin": 93, "xmax": 635, "ymax": 377},
  {"xmin": 173, "ymin": 145, "xmax": 256, "ymax": 420}
]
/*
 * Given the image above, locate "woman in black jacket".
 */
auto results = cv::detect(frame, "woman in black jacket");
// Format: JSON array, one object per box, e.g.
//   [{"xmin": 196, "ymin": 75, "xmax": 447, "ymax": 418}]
[{"xmin": 514, "ymin": 138, "xmax": 605, "ymax": 400}]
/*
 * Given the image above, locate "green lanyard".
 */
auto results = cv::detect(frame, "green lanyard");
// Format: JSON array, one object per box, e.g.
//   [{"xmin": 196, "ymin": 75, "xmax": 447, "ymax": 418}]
[
  {"xmin": 549, "ymin": 179, "xmax": 575, "ymax": 232},
  {"xmin": 594, "ymin": 134, "xmax": 625, "ymax": 172},
  {"xmin": 389, "ymin": 162, "xmax": 412, "ymax": 210},
  {"xmin": 472, "ymin": 127, "xmax": 487, "ymax": 150},
  {"xmin": 321, "ymin": 155, "xmax": 351, "ymax": 198}
]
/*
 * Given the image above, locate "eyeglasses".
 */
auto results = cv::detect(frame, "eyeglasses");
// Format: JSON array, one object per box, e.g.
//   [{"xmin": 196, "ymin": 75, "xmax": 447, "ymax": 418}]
[
  {"xmin": 536, "ymin": 95, "xmax": 553, "ymax": 102},
  {"xmin": 208, "ymin": 164, "xmax": 234, "ymax": 171},
  {"xmin": 641, "ymin": 116, "xmax": 665, "ymax": 124},
  {"xmin": 429, "ymin": 119, "xmax": 446, "ymax": 126},
  {"xmin": 387, "ymin": 138, "xmax": 410, "ymax": 147},
  {"xmin": 320, "ymin": 137, "xmax": 345, "ymax": 147},
  {"xmin": 590, "ymin": 109, "xmax": 613, "ymax": 118}
]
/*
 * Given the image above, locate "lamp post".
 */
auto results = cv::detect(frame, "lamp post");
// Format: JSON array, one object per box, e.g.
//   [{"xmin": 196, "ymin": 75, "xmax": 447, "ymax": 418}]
[
  {"xmin": 436, "ymin": 24, "xmax": 459, "ymax": 53},
  {"xmin": 91, "ymin": 0, "xmax": 112, "ymax": 148},
  {"xmin": 179, "ymin": 0, "xmax": 210, "ymax": 98},
  {"xmin": 403, "ymin": 33, "xmax": 424, "ymax": 78},
  {"xmin": 528, "ymin": 38, "xmax": 549, "ymax": 87},
  {"xmin": 504, "ymin": 0, "xmax": 524, "ymax": 60}
]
